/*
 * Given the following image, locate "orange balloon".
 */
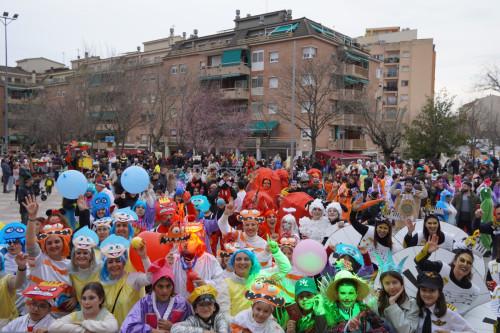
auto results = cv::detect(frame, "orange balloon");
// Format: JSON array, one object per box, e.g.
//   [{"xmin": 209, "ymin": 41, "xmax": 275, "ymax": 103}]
[{"xmin": 129, "ymin": 231, "xmax": 172, "ymax": 272}]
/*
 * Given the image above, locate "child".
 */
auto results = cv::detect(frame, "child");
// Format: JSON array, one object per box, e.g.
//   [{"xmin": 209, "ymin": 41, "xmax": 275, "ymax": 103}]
[
  {"xmin": 286, "ymin": 277, "xmax": 329, "ymax": 333},
  {"xmin": 230, "ymin": 278, "xmax": 285, "ymax": 332},
  {"xmin": 415, "ymin": 271, "xmax": 475, "ymax": 332},
  {"xmin": 171, "ymin": 285, "xmax": 228, "ymax": 333},
  {"xmin": 45, "ymin": 175, "xmax": 54, "ymax": 195}
]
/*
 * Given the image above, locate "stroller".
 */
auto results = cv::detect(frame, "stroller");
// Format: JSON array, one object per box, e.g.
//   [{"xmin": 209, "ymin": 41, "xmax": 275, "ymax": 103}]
[{"xmin": 33, "ymin": 178, "xmax": 49, "ymax": 201}]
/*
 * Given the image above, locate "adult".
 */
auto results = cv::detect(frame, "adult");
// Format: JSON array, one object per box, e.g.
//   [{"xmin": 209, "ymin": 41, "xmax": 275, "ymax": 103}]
[
  {"xmin": 24, "ymin": 195, "xmax": 76, "ymax": 318},
  {"xmin": 403, "ymin": 214, "xmax": 455, "ymax": 251},
  {"xmin": 0, "ymin": 252, "xmax": 28, "ymax": 329},
  {"xmin": 390, "ymin": 177, "xmax": 428, "ymax": 229},
  {"xmin": 436, "ymin": 190, "xmax": 457, "ymax": 224},
  {"xmin": 414, "ymin": 234, "xmax": 480, "ymax": 315},
  {"xmin": 18, "ymin": 176, "xmax": 35, "ymax": 225},
  {"xmin": 299, "ymin": 199, "xmax": 336, "ymax": 245},
  {"xmin": 452, "ymin": 181, "xmax": 481, "ymax": 235},
  {"xmin": 48, "ymin": 282, "xmax": 119, "ymax": 333},
  {"xmin": 1, "ymin": 157, "xmax": 12, "ymax": 193}
]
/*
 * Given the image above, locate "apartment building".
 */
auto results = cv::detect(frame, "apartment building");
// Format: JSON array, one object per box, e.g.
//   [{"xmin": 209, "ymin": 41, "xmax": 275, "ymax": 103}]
[{"xmin": 357, "ymin": 27, "xmax": 436, "ymax": 122}]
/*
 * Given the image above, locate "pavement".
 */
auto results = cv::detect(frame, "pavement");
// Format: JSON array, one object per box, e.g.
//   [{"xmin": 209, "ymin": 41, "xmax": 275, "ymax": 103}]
[{"xmin": 0, "ymin": 185, "xmax": 63, "ymax": 225}]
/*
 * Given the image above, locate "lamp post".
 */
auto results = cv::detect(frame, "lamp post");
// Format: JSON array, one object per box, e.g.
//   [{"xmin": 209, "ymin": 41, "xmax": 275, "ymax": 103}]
[
  {"xmin": 1, "ymin": 12, "xmax": 19, "ymax": 152},
  {"xmin": 339, "ymin": 129, "xmax": 345, "ymax": 167}
]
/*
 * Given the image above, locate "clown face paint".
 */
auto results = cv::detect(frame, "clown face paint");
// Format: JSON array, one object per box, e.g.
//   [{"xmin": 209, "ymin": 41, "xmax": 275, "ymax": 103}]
[
  {"xmin": 338, "ymin": 285, "xmax": 357, "ymax": 309},
  {"xmin": 297, "ymin": 291, "xmax": 315, "ymax": 311}
]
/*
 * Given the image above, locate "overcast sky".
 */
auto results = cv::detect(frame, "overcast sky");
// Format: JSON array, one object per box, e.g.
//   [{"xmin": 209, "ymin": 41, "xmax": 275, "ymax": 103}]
[{"xmin": 2, "ymin": 0, "xmax": 499, "ymax": 106}]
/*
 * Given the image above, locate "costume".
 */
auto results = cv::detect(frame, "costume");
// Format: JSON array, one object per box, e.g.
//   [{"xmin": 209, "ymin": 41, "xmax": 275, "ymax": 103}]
[
  {"xmin": 1, "ymin": 312, "xmax": 54, "ymax": 332},
  {"xmin": 404, "ymin": 227, "xmax": 455, "ymax": 251},
  {"xmin": 91, "ymin": 192, "xmax": 111, "ymax": 220},
  {"xmin": 131, "ymin": 200, "xmax": 155, "ymax": 236},
  {"xmin": 436, "ymin": 190, "xmax": 457, "ymax": 224},
  {"xmin": 48, "ymin": 308, "xmax": 118, "ymax": 333},
  {"xmin": 299, "ymin": 199, "xmax": 339, "ymax": 245},
  {"xmin": 120, "ymin": 258, "xmax": 193, "ymax": 333}
]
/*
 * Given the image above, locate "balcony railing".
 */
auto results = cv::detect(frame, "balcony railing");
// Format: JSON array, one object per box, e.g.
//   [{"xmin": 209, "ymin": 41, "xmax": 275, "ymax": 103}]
[
  {"xmin": 222, "ymin": 88, "xmax": 249, "ymax": 100},
  {"xmin": 199, "ymin": 63, "xmax": 250, "ymax": 78},
  {"xmin": 384, "ymin": 57, "xmax": 399, "ymax": 63},
  {"xmin": 383, "ymin": 86, "xmax": 398, "ymax": 92},
  {"xmin": 237, "ymin": 32, "xmax": 294, "ymax": 45},
  {"xmin": 383, "ymin": 99, "xmax": 398, "ymax": 106},
  {"xmin": 330, "ymin": 113, "xmax": 363, "ymax": 126},
  {"xmin": 345, "ymin": 64, "xmax": 369, "ymax": 80},
  {"xmin": 328, "ymin": 139, "xmax": 367, "ymax": 151},
  {"xmin": 385, "ymin": 70, "xmax": 399, "ymax": 78},
  {"xmin": 330, "ymin": 89, "xmax": 360, "ymax": 102}
]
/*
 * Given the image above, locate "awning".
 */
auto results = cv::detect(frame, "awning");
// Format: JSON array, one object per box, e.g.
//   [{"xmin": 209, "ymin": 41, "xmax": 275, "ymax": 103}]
[
  {"xmin": 310, "ymin": 23, "xmax": 335, "ymax": 37},
  {"xmin": 269, "ymin": 23, "xmax": 299, "ymax": 35},
  {"xmin": 200, "ymin": 76, "xmax": 221, "ymax": 81},
  {"xmin": 8, "ymin": 87, "xmax": 28, "ymax": 92},
  {"xmin": 221, "ymin": 74, "xmax": 241, "ymax": 78},
  {"xmin": 315, "ymin": 151, "xmax": 369, "ymax": 161},
  {"xmin": 222, "ymin": 49, "xmax": 242, "ymax": 67},
  {"xmin": 250, "ymin": 121, "xmax": 279, "ymax": 133},
  {"xmin": 344, "ymin": 75, "xmax": 359, "ymax": 84},
  {"xmin": 360, "ymin": 79, "xmax": 370, "ymax": 84},
  {"xmin": 345, "ymin": 50, "xmax": 369, "ymax": 63}
]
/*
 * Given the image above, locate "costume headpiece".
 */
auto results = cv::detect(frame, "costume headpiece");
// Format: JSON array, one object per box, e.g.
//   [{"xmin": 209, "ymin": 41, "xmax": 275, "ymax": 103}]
[
  {"xmin": 326, "ymin": 202, "xmax": 342, "ymax": 216},
  {"xmin": 187, "ymin": 285, "xmax": 218, "ymax": 305},
  {"xmin": 72, "ymin": 226, "xmax": 99, "ymax": 251},
  {"xmin": 112, "ymin": 207, "xmax": 138, "ymax": 223},
  {"xmin": 305, "ymin": 198, "xmax": 326, "ymax": 215},
  {"xmin": 92, "ymin": 217, "xmax": 115, "ymax": 230},
  {"xmin": 373, "ymin": 249, "xmax": 407, "ymax": 275},
  {"xmin": 37, "ymin": 222, "xmax": 72, "ymax": 257},
  {"xmin": 237, "ymin": 209, "xmax": 265, "ymax": 224},
  {"xmin": 191, "ymin": 195, "xmax": 210, "ymax": 217},
  {"xmin": 325, "ymin": 270, "xmax": 371, "ymax": 302},
  {"xmin": 0, "ymin": 222, "xmax": 26, "ymax": 252},
  {"xmin": 45, "ymin": 209, "xmax": 66, "ymax": 217},
  {"xmin": 245, "ymin": 277, "xmax": 285, "ymax": 308},
  {"xmin": 148, "ymin": 258, "xmax": 175, "ymax": 286},
  {"xmin": 417, "ymin": 271, "xmax": 443, "ymax": 290},
  {"xmin": 217, "ymin": 241, "xmax": 247, "ymax": 260},
  {"xmin": 295, "ymin": 277, "xmax": 318, "ymax": 296},
  {"xmin": 155, "ymin": 200, "xmax": 177, "ymax": 221},
  {"xmin": 159, "ymin": 215, "xmax": 193, "ymax": 244},
  {"xmin": 92, "ymin": 192, "xmax": 111, "ymax": 218},
  {"xmin": 132, "ymin": 200, "xmax": 147, "ymax": 211},
  {"xmin": 99, "ymin": 235, "xmax": 129, "ymax": 260},
  {"xmin": 335, "ymin": 244, "xmax": 364, "ymax": 266},
  {"xmin": 86, "ymin": 183, "xmax": 97, "ymax": 195},
  {"xmin": 23, "ymin": 281, "xmax": 66, "ymax": 306},
  {"xmin": 278, "ymin": 237, "xmax": 298, "ymax": 251}
]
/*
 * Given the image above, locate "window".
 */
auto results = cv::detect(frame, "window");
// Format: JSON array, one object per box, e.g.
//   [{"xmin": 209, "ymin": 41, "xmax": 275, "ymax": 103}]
[
  {"xmin": 142, "ymin": 74, "xmax": 147, "ymax": 83},
  {"xmin": 401, "ymin": 94, "xmax": 409, "ymax": 101},
  {"xmin": 252, "ymin": 76, "xmax": 264, "ymax": 88},
  {"xmin": 251, "ymin": 101, "xmax": 263, "ymax": 118},
  {"xmin": 154, "ymin": 57, "xmax": 161, "ymax": 63},
  {"xmin": 141, "ymin": 134, "xmax": 148, "ymax": 143},
  {"xmin": 56, "ymin": 90, "xmax": 61, "ymax": 97},
  {"xmin": 239, "ymin": 105, "xmax": 248, "ymax": 113},
  {"xmin": 401, "ymin": 80, "xmax": 409, "ymax": 86},
  {"xmin": 170, "ymin": 87, "xmax": 176, "ymax": 96},
  {"xmin": 171, "ymin": 65, "xmax": 178, "ymax": 74},
  {"xmin": 150, "ymin": 74, "xmax": 156, "ymax": 82},
  {"xmin": 302, "ymin": 46, "xmax": 316, "ymax": 59},
  {"xmin": 268, "ymin": 103, "xmax": 278, "ymax": 115},
  {"xmin": 329, "ymin": 129, "xmax": 333, "ymax": 141},
  {"xmin": 235, "ymin": 80, "xmax": 247, "ymax": 88},
  {"xmin": 376, "ymin": 68, "xmax": 383, "ymax": 79},
  {"xmin": 209, "ymin": 56, "xmax": 221, "ymax": 67},
  {"xmin": 200, "ymin": 61, "xmax": 206, "ymax": 68},
  {"xmin": 170, "ymin": 108, "xmax": 177, "ymax": 118},
  {"xmin": 269, "ymin": 77, "xmax": 278, "ymax": 89},
  {"xmin": 141, "ymin": 114, "xmax": 147, "ymax": 122},
  {"xmin": 61, "ymin": 90, "xmax": 65, "ymax": 97},
  {"xmin": 402, "ymin": 66, "xmax": 409, "ymax": 72},
  {"xmin": 179, "ymin": 85, "xmax": 186, "ymax": 95},
  {"xmin": 402, "ymin": 51, "xmax": 410, "ymax": 58},
  {"xmin": 142, "ymin": 96, "xmax": 148, "ymax": 104},
  {"xmin": 301, "ymin": 101, "xmax": 314, "ymax": 113},
  {"xmin": 252, "ymin": 50, "xmax": 264, "ymax": 71},
  {"xmin": 180, "ymin": 64, "xmax": 186, "ymax": 73},
  {"xmin": 127, "ymin": 134, "xmax": 131, "ymax": 143},
  {"xmin": 386, "ymin": 109, "xmax": 396, "ymax": 120},
  {"xmin": 170, "ymin": 129, "xmax": 177, "ymax": 137},
  {"xmin": 373, "ymin": 54, "xmax": 384, "ymax": 61},
  {"xmin": 302, "ymin": 74, "xmax": 315, "ymax": 86},
  {"xmin": 150, "ymin": 95, "xmax": 156, "ymax": 103},
  {"xmin": 270, "ymin": 51, "xmax": 279, "ymax": 63},
  {"xmin": 301, "ymin": 128, "xmax": 311, "ymax": 140}
]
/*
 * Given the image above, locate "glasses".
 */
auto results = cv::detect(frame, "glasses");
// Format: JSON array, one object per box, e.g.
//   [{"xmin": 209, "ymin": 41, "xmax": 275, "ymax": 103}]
[
  {"xmin": 30, "ymin": 302, "xmax": 50, "ymax": 310},
  {"xmin": 458, "ymin": 258, "xmax": 473, "ymax": 266}
]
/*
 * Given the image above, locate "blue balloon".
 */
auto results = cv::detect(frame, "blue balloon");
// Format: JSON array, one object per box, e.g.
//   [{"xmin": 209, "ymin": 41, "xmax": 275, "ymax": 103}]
[
  {"xmin": 121, "ymin": 166, "xmax": 149, "ymax": 194},
  {"xmin": 56, "ymin": 170, "xmax": 88, "ymax": 199}
]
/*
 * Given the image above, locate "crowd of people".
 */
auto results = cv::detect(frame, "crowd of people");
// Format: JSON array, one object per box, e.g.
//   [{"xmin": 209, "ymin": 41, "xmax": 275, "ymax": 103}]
[{"xmin": 0, "ymin": 149, "xmax": 499, "ymax": 332}]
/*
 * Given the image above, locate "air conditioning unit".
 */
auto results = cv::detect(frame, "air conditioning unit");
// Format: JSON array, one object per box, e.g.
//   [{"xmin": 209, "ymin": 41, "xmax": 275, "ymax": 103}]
[{"xmin": 395, "ymin": 93, "xmax": 398, "ymax": 97}]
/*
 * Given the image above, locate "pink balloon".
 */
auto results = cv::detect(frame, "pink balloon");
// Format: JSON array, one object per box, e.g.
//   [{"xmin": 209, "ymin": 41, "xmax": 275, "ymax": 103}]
[{"xmin": 292, "ymin": 239, "xmax": 327, "ymax": 276}]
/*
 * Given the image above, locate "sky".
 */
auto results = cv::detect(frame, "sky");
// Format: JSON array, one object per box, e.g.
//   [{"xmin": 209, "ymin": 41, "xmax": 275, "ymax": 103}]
[{"xmin": 2, "ymin": 0, "xmax": 499, "ymax": 107}]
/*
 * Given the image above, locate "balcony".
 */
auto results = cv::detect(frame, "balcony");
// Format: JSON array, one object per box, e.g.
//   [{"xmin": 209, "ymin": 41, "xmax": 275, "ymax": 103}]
[
  {"xmin": 222, "ymin": 88, "xmax": 249, "ymax": 100},
  {"xmin": 199, "ymin": 63, "xmax": 250, "ymax": 78},
  {"xmin": 383, "ymin": 86, "xmax": 398, "ymax": 92},
  {"xmin": 328, "ymin": 139, "xmax": 367, "ymax": 151},
  {"xmin": 331, "ymin": 113, "xmax": 363, "ymax": 126},
  {"xmin": 330, "ymin": 89, "xmax": 360, "ymax": 102},
  {"xmin": 384, "ymin": 57, "xmax": 399, "ymax": 64},
  {"xmin": 383, "ymin": 99, "xmax": 398, "ymax": 106},
  {"xmin": 385, "ymin": 70, "xmax": 399, "ymax": 78},
  {"xmin": 244, "ymin": 137, "xmax": 291, "ymax": 149},
  {"xmin": 345, "ymin": 64, "xmax": 369, "ymax": 80}
]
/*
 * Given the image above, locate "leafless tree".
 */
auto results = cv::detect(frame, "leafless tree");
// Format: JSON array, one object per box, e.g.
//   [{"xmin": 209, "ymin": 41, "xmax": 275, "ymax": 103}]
[
  {"xmin": 459, "ymin": 100, "xmax": 489, "ymax": 157},
  {"xmin": 475, "ymin": 64, "xmax": 500, "ymax": 93}
]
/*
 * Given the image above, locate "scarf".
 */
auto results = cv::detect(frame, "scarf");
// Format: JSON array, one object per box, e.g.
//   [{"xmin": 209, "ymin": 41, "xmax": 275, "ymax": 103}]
[{"xmin": 152, "ymin": 292, "xmax": 175, "ymax": 321}]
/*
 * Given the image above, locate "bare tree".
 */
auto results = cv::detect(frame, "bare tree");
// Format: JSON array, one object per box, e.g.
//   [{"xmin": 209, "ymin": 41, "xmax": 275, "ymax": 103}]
[
  {"xmin": 459, "ymin": 100, "xmax": 489, "ymax": 157},
  {"xmin": 274, "ymin": 56, "xmax": 345, "ymax": 154},
  {"xmin": 475, "ymin": 64, "xmax": 500, "ymax": 93}
]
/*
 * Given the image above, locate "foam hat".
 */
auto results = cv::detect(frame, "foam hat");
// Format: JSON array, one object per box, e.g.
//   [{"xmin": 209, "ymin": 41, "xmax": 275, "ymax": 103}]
[
  {"xmin": 23, "ymin": 281, "xmax": 66, "ymax": 306},
  {"xmin": 237, "ymin": 209, "xmax": 265, "ymax": 224},
  {"xmin": 92, "ymin": 217, "xmax": 115, "ymax": 230},
  {"xmin": 37, "ymin": 223, "xmax": 72, "ymax": 257},
  {"xmin": 325, "ymin": 270, "xmax": 371, "ymax": 303},
  {"xmin": 0, "ymin": 222, "xmax": 26, "ymax": 252},
  {"xmin": 148, "ymin": 258, "xmax": 175, "ymax": 286},
  {"xmin": 335, "ymin": 244, "xmax": 364, "ymax": 266},
  {"xmin": 99, "ymin": 235, "xmax": 129, "ymax": 260},
  {"xmin": 373, "ymin": 249, "xmax": 407, "ymax": 275},
  {"xmin": 112, "ymin": 207, "xmax": 138, "ymax": 223},
  {"xmin": 187, "ymin": 285, "xmax": 218, "ymax": 305},
  {"xmin": 72, "ymin": 226, "xmax": 99, "ymax": 250},
  {"xmin": 245, "ymin": 278, "xmax": 285, "ymax": 308}
]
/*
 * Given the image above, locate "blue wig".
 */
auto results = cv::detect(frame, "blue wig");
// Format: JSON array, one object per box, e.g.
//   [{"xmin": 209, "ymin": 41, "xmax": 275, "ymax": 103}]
[
  {"xmin": 99, "ymin": 235, "xmax": 129, "ymax": 282},
  {"xmin": 230, "ymin": 249, "xmax": 261, "ymax": 277},
  {"xmin": 110, "ymin": 208, "xmax": 137, "ymax": 240},
  {"xmin": 86, "ymin": 183, "xmax": 97, "ymax": 196},
  {"xmin": 132, "ymin": 200, "xmax": 147, "ymax": 212},
  {"xmin": 92, "ymin": 193, "xmax": 111, "ymax": 219},
  {"xmin": 0, "ymin": 222, "xmax": 26, "ymax": 253},
  {"xmin": 0, "ymin": 253, "xmax": 4, "ymax": 272}
]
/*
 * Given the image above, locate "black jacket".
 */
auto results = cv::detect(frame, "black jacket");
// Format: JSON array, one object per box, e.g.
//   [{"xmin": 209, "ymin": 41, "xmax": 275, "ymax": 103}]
[{"xmin": 18, "ymin": 185, "xmax": 35, "ymax": 214}]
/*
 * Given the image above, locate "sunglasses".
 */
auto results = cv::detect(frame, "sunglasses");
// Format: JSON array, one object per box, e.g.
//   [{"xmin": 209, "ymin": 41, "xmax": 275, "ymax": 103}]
[{"xmin": 458, "ymin": 257, "xmax": 473, "ymax": 266}]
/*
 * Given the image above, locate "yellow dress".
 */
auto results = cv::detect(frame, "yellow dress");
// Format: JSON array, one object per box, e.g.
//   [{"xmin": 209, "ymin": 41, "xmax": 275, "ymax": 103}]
[
  {"xmin": 0, "ymin": 275, "xmax": 17, "ymax": 328},
  {"xmin": 227, "ymin": 278, "xmax": 252, "ymax": 317},
  {"xmin": 102, "ymin": 273, "xmax": 143, "ymax": 327},
  {"xmin": 70, "ymin": 270, "xmax": 100, "ymax": 304}
]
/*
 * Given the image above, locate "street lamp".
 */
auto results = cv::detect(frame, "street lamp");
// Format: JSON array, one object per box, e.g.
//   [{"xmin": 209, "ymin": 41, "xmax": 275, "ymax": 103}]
[
  {"xmin": 339, "ymin": 129, "xmax": 345, "ymax": 167},
  {"xmin": 1, "ymin": 12, "xmax": 19, "ymax": 152}
]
